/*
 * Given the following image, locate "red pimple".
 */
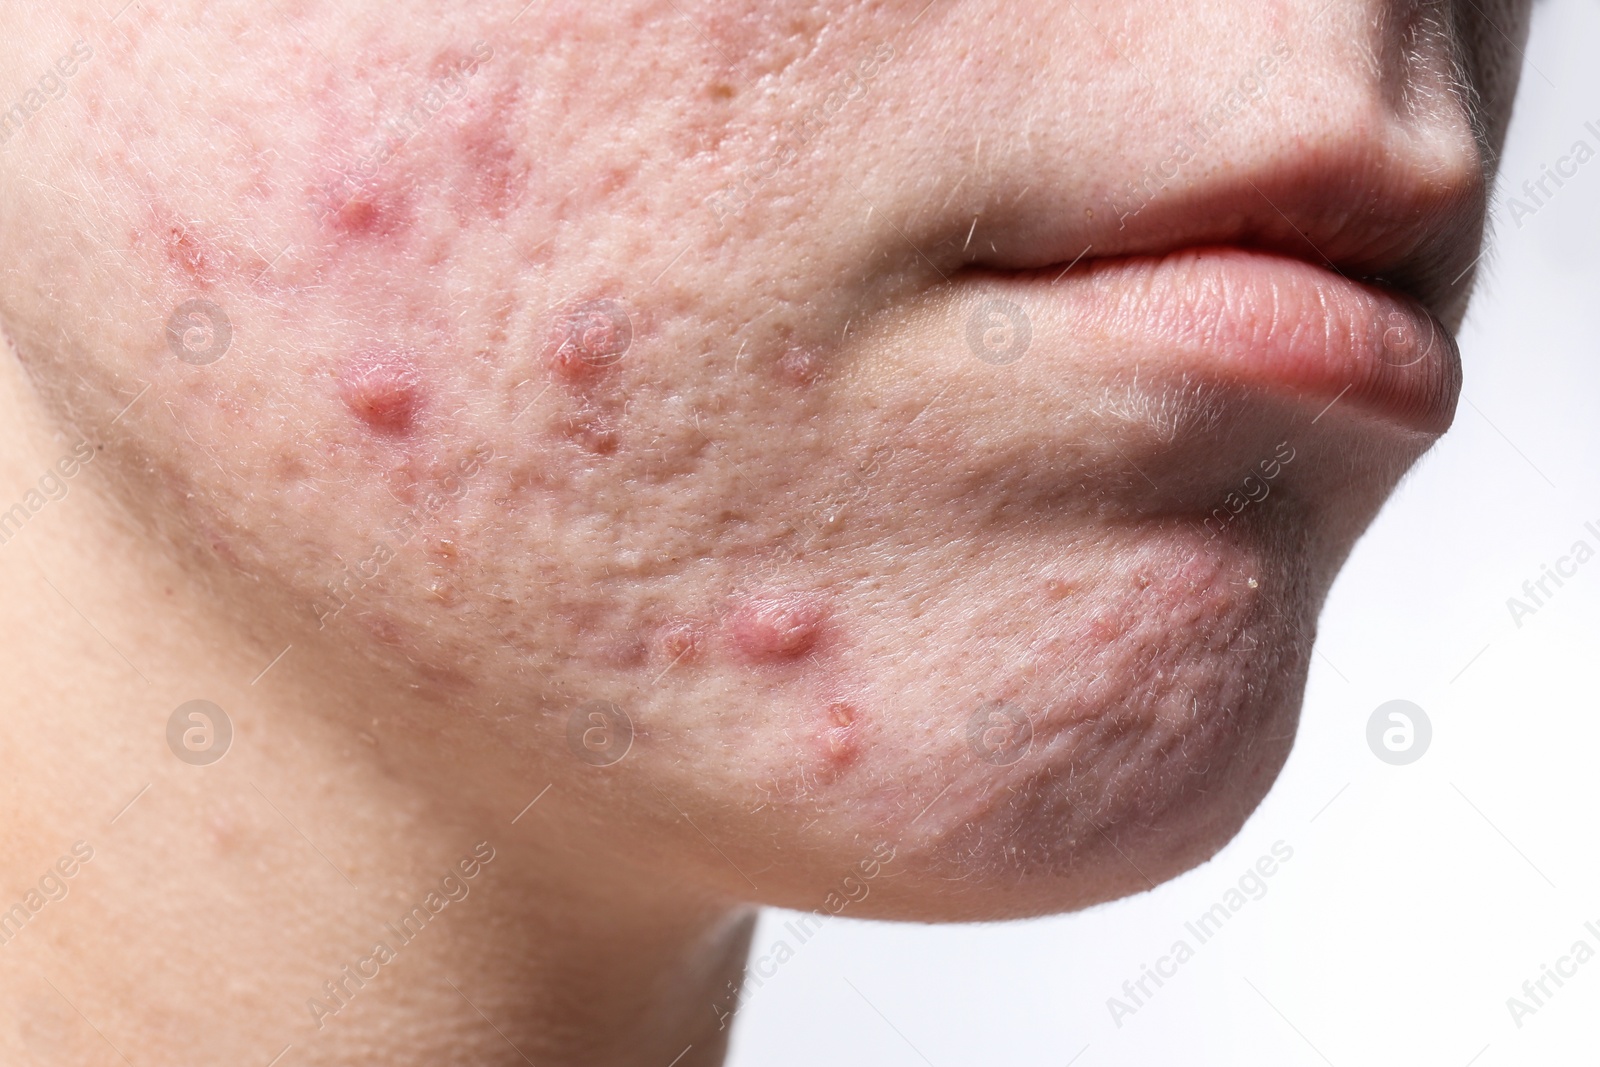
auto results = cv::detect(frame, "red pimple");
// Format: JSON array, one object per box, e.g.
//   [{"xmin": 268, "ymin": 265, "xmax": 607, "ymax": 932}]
[
  {"xmin": 726, "ymin": 591, "xmax": 828, "ymax": 661},
  {"xmin": 319, "ymin": 175, "xmax": 413, "ymax": 240},
  {"xmin": 545, "ymin": 298, "xmax": 633, "ymax": 382},
  {"xmin": 338, "ymin": 349, "xmax": 424, "ymax": 433}
]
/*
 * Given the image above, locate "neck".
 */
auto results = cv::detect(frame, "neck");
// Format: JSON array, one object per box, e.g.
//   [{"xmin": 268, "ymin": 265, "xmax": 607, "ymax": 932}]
[{"xmin": 0, "ymin": 353, "xmax": 754, "ymax": 1065}]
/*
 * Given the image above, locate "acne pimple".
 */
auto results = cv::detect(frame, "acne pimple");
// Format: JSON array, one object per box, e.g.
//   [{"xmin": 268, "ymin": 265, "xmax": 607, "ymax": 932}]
[
  {"xmin": 725, "ymin": 592, "xmax": 828, "ymax": 660},
  {"xmin": 319, "ymin": 176, "xmax": 413, "ymax": 240},
  {"xmin": 545, "ymin": 298, "xmax": 633, "ymax": 382},
  {"xmin": 338, "ymin": 349, "xmax": 424, "ymax": 432},
  {"xmin": 818, "ymin": 701, "xmax": 862, "ymax": 773}
]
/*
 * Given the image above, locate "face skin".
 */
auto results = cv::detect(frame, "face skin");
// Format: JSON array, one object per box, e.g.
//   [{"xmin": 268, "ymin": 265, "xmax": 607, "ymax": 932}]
[{"xmin": 0, "ymin": 0, "xmax": 1530, "ymax": 1063}]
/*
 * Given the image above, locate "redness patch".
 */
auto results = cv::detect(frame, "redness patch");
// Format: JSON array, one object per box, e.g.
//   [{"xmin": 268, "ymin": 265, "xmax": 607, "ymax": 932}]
[
  {"xmin": 725, "ymin": 591, "xmax": 828, "ymax": 661},
  {"xmin": 162, "ymin": 221, "xmax": 218, "ymax": 285},
  {"xmin": 144, "ymin": 200, "xmax": 228, "ymax": 287},
  {"xmin": 449, "ymin": 83, "xmax": 529, "ymax": 221},
  {"xmin": 337, "ymin": 349, "xmax": 424, "ymax": 432},
  {"xmin": 323, "ymin": 183, "xmax": 412, "ymax": 239}
]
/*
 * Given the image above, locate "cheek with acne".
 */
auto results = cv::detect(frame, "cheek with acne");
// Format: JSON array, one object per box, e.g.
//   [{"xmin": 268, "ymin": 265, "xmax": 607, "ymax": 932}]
[
  {"xmin": 337, "ymin": 350, "xmax": 425, "ymax": 433},
  {"xmin": 725, "ymin": 592, "xmax": 828, "ymax": 661}
]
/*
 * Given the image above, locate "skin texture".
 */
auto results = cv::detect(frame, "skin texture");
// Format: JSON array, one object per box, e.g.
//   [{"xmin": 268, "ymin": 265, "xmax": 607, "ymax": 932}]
[{"xmin": 0, "ymin": 0, "xmax": 1531, "ymax": 1064}]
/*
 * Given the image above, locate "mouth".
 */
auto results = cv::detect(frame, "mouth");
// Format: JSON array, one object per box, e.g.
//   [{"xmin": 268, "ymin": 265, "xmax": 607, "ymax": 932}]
[{"xmin": 989, "ymin": 245, "xmax": 1462, "ymax": 437}]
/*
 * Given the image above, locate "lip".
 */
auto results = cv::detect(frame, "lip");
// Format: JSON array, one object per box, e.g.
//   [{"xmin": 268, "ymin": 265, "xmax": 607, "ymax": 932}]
[{"xmin": 1020, "ymin": 246, "xmax": 1462, "ymax": 435}]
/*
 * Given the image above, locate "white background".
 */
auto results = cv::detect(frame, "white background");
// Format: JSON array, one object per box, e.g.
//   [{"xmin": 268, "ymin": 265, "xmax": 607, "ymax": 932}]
[{"xmin": 728, "ymin": 1, "xmax": 1600, "ymax": 1062}]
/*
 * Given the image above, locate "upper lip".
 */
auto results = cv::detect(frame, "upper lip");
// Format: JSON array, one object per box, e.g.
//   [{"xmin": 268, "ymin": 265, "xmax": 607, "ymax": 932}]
[{"xmin": 958, "ymin": 137, "xmax": 1488, "ymax": 330}]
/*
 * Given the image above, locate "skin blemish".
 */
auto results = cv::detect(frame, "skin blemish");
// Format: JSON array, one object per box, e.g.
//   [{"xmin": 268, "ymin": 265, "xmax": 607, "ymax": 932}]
[
  {"xmin": 324, "ymin": 183, "xmax": 413, "ymax": 239},
  {"xmin": 337, "ymin": 348, "xmax": 424, "ymax": 433},
  {"xmin": 725, "ymin": 591, "xmax": 828, "ymax": 661},
  {"xmin": 778, "ymin": 345, "xmax": 823, "ymax": 385},
  {"xmin": 141, "ymin": 200, "xmax": 229, "ymax": 287},
  {"xmin": 449, "ymin": 83, "xmax": 530, "ymax": 222},
  {"xmin": 162, "ymin": 221, "xmax": 217, "ymax": 285},
  {"xmin": 812, "ymin": 699, "xmax": 862, "ymax": 779},
  {"xmin": 545, "ymin": 298, "xmax": 634, "ymax": 382},
  {"xmin": 824, "ymin": 700, "xmax": 857, "ymax": 751},
  {"xmin": 1045, "ymin": 577, "xmax": 1079, "ymax": 600},
  {"xmin": 658, "ymin": 620, "xmax": 706, "ymax": 666},
  {"xmin": 561, "ymin": 405, "xmax": 619, "ymax": 455}
]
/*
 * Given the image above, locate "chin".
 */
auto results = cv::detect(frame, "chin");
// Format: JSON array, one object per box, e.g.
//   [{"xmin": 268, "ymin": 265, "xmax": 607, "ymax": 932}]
[{"xmin": 687, "ymin": 514, "xmax": 1321, "ymax": 924}]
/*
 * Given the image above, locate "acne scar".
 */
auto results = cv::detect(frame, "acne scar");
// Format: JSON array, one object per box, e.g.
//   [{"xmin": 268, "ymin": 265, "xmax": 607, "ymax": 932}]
[
  {"xmin": 725, "ymin": 591, "xmax": 828, "ymax": 661},
  {"xmin": 658, "ymin": 620, "xmax": 706, "ymax": 665},
  {"xmin": 778, "ymin": 345, "xmax": 823, "ymax": 385},
  {"xmin": 1045, "ymin": 577, "xmax": 1079, "ymax": 600},
  {"xmin": 337, "ymin": 349, "xmax": 424, "ymax": 432}
]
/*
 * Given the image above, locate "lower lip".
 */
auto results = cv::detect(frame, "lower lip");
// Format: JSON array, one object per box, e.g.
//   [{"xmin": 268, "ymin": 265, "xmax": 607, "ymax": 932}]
[{"xmin": 1043, "ymin": 247, "xmax": 1460, "ymax": 434}]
